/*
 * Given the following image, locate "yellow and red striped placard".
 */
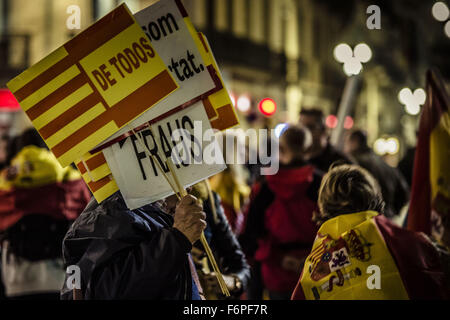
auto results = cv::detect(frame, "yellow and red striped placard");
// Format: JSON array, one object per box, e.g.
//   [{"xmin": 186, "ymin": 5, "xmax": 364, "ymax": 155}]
[
  {"xmin": 191, "ymin": 31, "xmax": 239, "ymax": 131},
  {"xmin": 7, "ymin": 4, "xmax": 177, "ymax": 168},
  {"xmin": 76, "ymin": 159, "xmax": 118, "ymax": 203}
]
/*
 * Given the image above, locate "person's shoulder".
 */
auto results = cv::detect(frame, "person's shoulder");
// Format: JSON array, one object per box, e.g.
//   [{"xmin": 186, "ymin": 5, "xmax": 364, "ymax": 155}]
[
  {"xmin": 64, "ymin": 192, "xmax": 140, "ymax": 241},
  {"xmin": 327, "ymin": 144, "xmax": 353, "ymax": 163}
]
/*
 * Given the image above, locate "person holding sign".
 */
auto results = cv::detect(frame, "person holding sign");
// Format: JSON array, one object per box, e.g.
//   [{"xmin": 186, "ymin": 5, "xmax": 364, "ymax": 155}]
[{"xmin": 60, "ymin": 191, "xmax": 207, "ymax": 300}]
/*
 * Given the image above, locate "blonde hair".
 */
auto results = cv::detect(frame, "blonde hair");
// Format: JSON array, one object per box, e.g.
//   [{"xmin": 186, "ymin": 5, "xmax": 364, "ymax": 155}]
[{"xmin": 317, "ymin": 164, "xmax": 385, "ymax": 223}]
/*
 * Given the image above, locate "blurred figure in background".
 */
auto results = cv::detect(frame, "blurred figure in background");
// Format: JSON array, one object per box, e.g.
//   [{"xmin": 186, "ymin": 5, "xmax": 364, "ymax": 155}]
[
  {"xmin": 0, "ymin": 130, "xmax": 90, "ymax": 299},
  {"xmin": 241, "ymin": 124, "xmax": 322, "ymax": 300},
  {"xmin": 398, "ymin": 145, "xmax": 416, "ymax": 188},
  {"xmin": 0, "ymin": 134, "xmax": 8, "ymax": 171},
  {"xmin": 209, "ymin": 131, "xmax": 251, "ymax": 234},
  {"xmin": 345, "ymin": 129, "xmax": 409, "ymax": 218},
  {"xmin": 209, "ymin": 165, "xmax": 250, "ymax": 235},
  {"xmin": 293, "ymin": 165, "xmax": 449, "ymax": 300},
  {"xmin": 299, "ymin": 108, "xmax": 353, "ymax": 172}
]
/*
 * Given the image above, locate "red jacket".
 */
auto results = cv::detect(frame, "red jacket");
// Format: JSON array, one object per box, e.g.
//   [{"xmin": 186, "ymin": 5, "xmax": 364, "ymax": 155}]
[{"xmin": 254, "ymin": 165, "xmax": 320, "ymax": 293}]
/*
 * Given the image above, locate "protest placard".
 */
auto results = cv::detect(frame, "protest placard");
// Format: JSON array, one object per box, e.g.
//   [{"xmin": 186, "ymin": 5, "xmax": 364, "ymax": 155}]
[
  {"xmin": 73, "ymin": 5, "xmax": 240, "ymax": 206},
  {"xmin": 103, "ymin": 102, "xmax": 226, "ymax": 210},
  {"xmin": 7, "ymin": 4, "xmax": 177, "ymax": 167},
  {"xmin": 79, "ymin": 31, "xmax": 240, "ymax": 205},
  {"xmin": 192, "ymin": 33, "xmax": 240, "ymax": 131},
  {"xmin": 96, "ymin": 0, "xmax": 220, "ymax": 147}
]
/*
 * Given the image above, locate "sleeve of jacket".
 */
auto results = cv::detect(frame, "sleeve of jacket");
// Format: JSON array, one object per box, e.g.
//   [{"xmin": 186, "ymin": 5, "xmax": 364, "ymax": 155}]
[
  {"xmin": 208, "ymin": 192, "xmax": 250, "ymax": 293},
  {"xmin": 239, "ymin": 181, "xmax": 274, "ymax": 256},
  {"xmin": 88, "ymin": 227, "xmax": 192, "ymax": 299}
]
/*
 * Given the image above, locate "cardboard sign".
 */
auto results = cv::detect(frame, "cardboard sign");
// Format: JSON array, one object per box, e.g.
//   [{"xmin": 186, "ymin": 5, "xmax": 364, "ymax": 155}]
[
  {"xmin": 7, "ymin": 4, "xmax": 177, "ymax": 167},
  {"xmin": 103, "ymin": 102, "xmax": 226, "ymax": 209},
  {"xmin": 97, "ymin": 0, "xmax": 218, "ymax": 146},
  {"xmin": 75, "ymin": 151, "xmax": 110, "ymax": 182},
  {"xmin": 195, "ymin": 33, "xmax": 240, "ymax": 131},
  {"xmin": 76, "ymin": 160, "xmax": 119, "ymax": 203},
  {"xmin": 78, "ymin": 32, "xmax": 239, "ymax": 205}
]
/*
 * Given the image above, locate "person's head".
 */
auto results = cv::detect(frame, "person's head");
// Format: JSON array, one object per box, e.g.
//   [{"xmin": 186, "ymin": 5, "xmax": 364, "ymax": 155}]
[
  {"xmin": 315, "ymin": 164, "xmax": 384, "ymax": 225},
  {"xmin": 345, "ymin": 129, "xmax": 368, "ymax": 154},
  {"xmin": 299, "ymin": 108, "xmax": 328, "ymax": 152},
  {"xmin": 279, "ymin": 124, "xmax": 312, "ymax": 165}
]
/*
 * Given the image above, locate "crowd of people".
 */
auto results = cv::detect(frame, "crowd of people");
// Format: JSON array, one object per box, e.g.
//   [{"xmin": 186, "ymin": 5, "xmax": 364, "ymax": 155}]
[{"xmin": 0, "ymin": 107, "xmax": 448, "ymax": 300}]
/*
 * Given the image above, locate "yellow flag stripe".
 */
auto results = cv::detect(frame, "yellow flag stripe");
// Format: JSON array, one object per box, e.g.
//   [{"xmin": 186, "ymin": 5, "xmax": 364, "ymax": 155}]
[
  {"xmin": 33, "ymin": 84, "xmax": 93, "ymax": 130},
  {"xmin": 55, "ymin": 121, "xmax": 118, "ymax": 166},
  {"xmin": 45, "ymin": 102, "xmax": 106, "ymax": 148},
  {"xmin": 7, "ymin": 46, "xmax": 69, "ymax": 93},
  {"xmin": 19, "ymin": 64, "xmax": 81, "ymax": 111},
  {"xmin": 81, "ymin": 172, "xmax": 91, "ymax": 183},
  {"xmin": 92, "ymin": 179, "xmax": 119, "ymax": 203},
  {"xmin": 88, "ymin": 163, "xmax": 112, "ymax": 182}
]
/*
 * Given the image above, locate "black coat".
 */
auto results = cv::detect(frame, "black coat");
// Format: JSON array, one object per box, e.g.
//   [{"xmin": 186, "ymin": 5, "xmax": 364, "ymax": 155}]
[{"xmin": 60, "ymin": 192, "xmax": 196, "ymax": 300}]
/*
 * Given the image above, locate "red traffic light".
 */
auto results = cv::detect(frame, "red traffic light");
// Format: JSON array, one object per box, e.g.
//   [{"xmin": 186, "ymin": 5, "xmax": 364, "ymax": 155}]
[
  {"xmin": 258, "ymin": 98, "xmax": 277, "ymax": 117},
  {"xmin": 0, "ymin": 89, "xmax": 20, "ymax": 111},
  {"xmin": 326, "ymin": 115, "xmax": 338, "ymax": 128}
]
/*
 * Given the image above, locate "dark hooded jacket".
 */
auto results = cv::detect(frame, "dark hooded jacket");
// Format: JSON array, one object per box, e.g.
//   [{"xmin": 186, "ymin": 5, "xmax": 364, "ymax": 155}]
[{"xmin": 60, "ymin": 192, "xmax": 199, "ymax": 300}]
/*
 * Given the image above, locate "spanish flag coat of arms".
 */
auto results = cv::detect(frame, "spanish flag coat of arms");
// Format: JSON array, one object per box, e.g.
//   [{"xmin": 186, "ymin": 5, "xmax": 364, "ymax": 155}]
[{"xmin": 292, "ymin": 211, "xmax": 449, "ymax": 300}]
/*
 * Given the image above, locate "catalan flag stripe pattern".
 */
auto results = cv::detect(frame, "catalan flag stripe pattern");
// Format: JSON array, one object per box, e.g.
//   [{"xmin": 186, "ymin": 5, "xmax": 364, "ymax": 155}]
[
  {"xmin": 76, "ymin": 160, "xmax": 117, "ymax": 204},
  {"xmin": 309, "ymin": 242, "xmax": 326, "ymax": 267},
  {"xmin": 7, "ymin": 4, "xmax": 177, "ymax": 168}
]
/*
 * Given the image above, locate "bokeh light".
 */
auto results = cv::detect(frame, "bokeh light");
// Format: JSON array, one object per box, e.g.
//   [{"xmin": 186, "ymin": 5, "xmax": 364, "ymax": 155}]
[
  {"xmin": 258, "ymin": 98, "xmax": 277, "ymax": 116},
  {"xmin": 344, "ymin": 116, "xmax": 354, "ymax": 130},
  {"xmin": 333, "ymin": 43, "xmax": 353, "ymax": 63},
  {"xmin": 354, "ymin": 43, "xmax": 372, "ymax": 63},
  {"xmin": 432, "ymin": 2, "xmax": 450, "ymax": 21},
  {"xmin": 237, "ymin": 95, "xmax": 251, "ymax": 113},
  {"xmin": 445, "ymin": 20, "xmax": 450, "ymax": 38},
  {"xmin": 326, "ymin": 115, "xmax": 338, "ymax": 128}
]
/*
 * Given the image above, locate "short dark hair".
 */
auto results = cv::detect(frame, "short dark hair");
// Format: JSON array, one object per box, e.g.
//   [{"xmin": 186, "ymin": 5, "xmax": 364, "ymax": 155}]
[
  {"xmin": 349, "ymin": 129, "xmax": 368, "ymax": 149},
  {"xmin": 317, "ymin": 164, "xmax": 385, "ymax": 223},
  {"xmin": 280, "ymin": 124, "xmax": 311, "ymax": 155},
  {"xmin": 299, "ymin": 108, "xmax": 325, "ymax": 131}
]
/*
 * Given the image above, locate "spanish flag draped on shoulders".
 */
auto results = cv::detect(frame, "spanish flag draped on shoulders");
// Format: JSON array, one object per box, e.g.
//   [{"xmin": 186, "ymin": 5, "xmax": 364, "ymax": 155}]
[{"xmin": 292, "ymin": 210, "xmax": 449, "ymax": 300}]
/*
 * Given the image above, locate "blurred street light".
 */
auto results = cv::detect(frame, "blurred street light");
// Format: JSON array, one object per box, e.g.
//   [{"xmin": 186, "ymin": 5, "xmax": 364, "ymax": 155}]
[
  {"xmin": 445, "ymin": 20, "xmax": 450, "ymax": 37},
  {"xmin": 333, "ymin": 43, "xmax": 372, "ymax": 76},
  {"xmin": 398, "ymin": 88, "xmax": 426, "ymax": 115},
  {"xmin": 258, "ymin": 98, "xmax": 277, "ymax": 117},
  {"xmin": 344, "ymin": 116, "xmax": 354, "ymax": 130},
  {"xmin": 325, "ymin": 114, "xmax": 353, "ymax": 129},
  {"xmin": 374, "ymin": 137, "xmax": 399, "ymax": 155},
  {"xmin": 237, "ymin": 95, "xmax": 251, "ymax": 113},
  {"xmin": 325, "ymin": 115, "xmax": 338, "ymax": 128},
  {"xmin": 432, "ymin": 2, "xmax": 450, "ymax": 21}
]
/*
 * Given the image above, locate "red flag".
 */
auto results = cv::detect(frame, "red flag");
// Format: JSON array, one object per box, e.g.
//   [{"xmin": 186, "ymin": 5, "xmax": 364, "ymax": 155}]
[{"xmin": 408, "ymin": 70, "xmax": 450, "ymax": 247}]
